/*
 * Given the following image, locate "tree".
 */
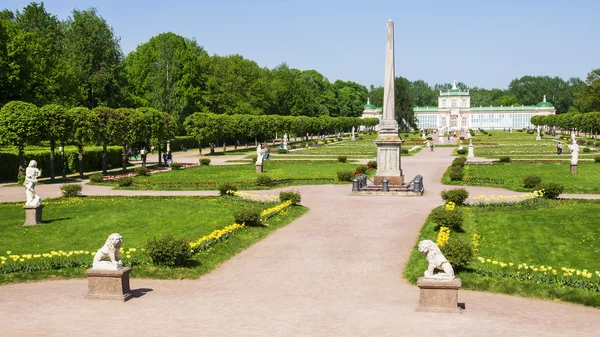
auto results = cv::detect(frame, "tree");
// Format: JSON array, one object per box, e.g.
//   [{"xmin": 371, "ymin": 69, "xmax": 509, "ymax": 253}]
[
  {"xmin": 409, "ymin": 80, "xmax": 437, "ymax": 107},
  {"xmin": 573, "ymin": 69, "xmax": 600, "ymax": 112},
  {"xmin": 64, "ymin": 8, "xmax": 123, "ymax": 108},
  {"xmin": 40, "ymin": 104, "xmax": 71, "ymax": 180},
  {"xmin": 394, "ymin": 77, "xmax": 416, "ymax": 130},
  {"xmin": 0, "ymin": 101, "xmax": 44, "ymax": 176},
  {"xmin": 67, "ymin": 106, "xmax": 96, "ymax": 177},
  {"xmin": 508, "ymin": 75, "xmax": 581, "ymax": 114},
  {"xmin": 93, "ymin": 107, "xmax": 117, "ymax": 173},
  {"xmin": 139, "ymin": 107, "xmax": 176, "ymax": 165}
]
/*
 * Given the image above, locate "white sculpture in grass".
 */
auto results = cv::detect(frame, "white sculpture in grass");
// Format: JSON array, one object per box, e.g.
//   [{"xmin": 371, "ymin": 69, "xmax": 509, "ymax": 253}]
[
  {"xmin": 256, "ymin": 144, "xmax": 264, "ymax": 165},
  {"xmin": 418, "ymin": 240, "xmax": 455, "ymax": 279},
  {"xmin": 569, "ymin": 141, "xmax": 579, "ymax": 165},
  {"xmin": 93, "ymin": 233, "xmax": 123, "ymax": 270},
  {"xmin": 24, "ymin": 160, "xmax": 42, "ymax": 206}
]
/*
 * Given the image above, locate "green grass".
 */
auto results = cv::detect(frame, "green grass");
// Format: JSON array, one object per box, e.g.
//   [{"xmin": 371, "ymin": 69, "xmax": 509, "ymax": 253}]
[
  {"xmin": 403, "ymin": 199, "xmax": 600, "ymax": 307},
  {"xmin": 97, "ymin": 160, "xmax": 366, "ymax": 190},
  {"xmin": 442, "ymin": 162, "xmax": 600, "ymax": 193},
  {"xmin": 0, "ymin": 196, "xmax": 307, "ymax": 283}
]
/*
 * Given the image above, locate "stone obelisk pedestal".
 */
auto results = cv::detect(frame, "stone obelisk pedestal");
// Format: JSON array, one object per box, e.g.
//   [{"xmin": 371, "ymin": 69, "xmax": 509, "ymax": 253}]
[
  {"xmin": 375, "ymin": 19, "xmax": 403, "ymax": 186},
  {"xmin": 255, "ymin": 163, "xmax": 263, "ymax": 173},
  {"xmin": 85, "ymin": 267, "xmax": 133, "ymax": 301},
  {"xmin": 570, "ymin": 164, "xmax": 577, "ymax": 174},
  {"xmin": 23, "ymin": 205, "xmax": 43, "ymax": 226}
]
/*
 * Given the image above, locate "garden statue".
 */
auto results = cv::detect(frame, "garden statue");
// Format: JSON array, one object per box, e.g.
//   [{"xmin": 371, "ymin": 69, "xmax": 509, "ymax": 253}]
[
  {"xmin": 24, "ymin": 160, "xmax": 42, "ymax": 206},
  {"xmin": 92, "ymin": 233, "xmax": 123, "ymax": 270},
  {"xmin": 283, "ymin": 133, "xmax": 288, "ymax": 150},
  {"xmin": 256, "ymin": 144, "xmax": 264, "ymax": 165},
  {"xmin": 569, "ymin": 141, "xmax": 579, "ymax": 165},
  {"xmin": 536, "ymin": 125, "xmax": 541, "ymax": 141},
  {"xmin": 351, "ymin": 126, "xmax": 355, "ymax": 141},
  {"xmin": 418, "ymin": 240, "xmax": 455, "ymax": 279}
]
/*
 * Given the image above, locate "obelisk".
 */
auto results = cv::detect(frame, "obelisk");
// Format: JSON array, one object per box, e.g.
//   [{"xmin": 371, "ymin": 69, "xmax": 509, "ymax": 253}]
[{"xmin": 374, "ymin": 19, "xmax": 403, "ymax": 185}]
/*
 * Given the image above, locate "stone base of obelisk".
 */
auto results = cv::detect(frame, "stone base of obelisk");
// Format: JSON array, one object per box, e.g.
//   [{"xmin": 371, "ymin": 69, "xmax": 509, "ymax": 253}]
[
  {"xmin": 23, "ymin": 205, "xmax": 43, "ymax": 226},
  {"xmin": 375, "ymin": 137, "xmax": 404, "ymax": 185},
  {"xmin": 255, "ymin": 164, "xmax": 263, "ymax": 173},
  {"xmin": 416, "ymin": 277, "xmax": 462, "ymax": 313},
  {"xmin": 85, "ymin": 267, "xmax": 133, "ymax": 301},
  {"xmin": 570, "ymin": 164, "xmax": 577, "ymax": 174}
]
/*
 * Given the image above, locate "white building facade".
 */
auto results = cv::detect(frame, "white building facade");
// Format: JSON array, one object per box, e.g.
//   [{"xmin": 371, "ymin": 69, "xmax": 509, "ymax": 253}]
[{"xmin": 414, "ymin": 81, "xmax": 556, "ymax": 131}]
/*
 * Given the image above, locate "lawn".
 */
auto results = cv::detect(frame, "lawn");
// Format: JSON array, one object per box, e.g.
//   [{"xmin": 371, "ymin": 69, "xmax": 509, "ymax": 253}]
[
  {"xmin": 0, "ymin": 195, "xmax": 307, "ymax": 283},
  {"xmin": 443, "ymin": 162, "xmax": 600, "ymax": 193},
  {"xmin": 101, "ymin": 160, "xmax": 367, "ymax": 190},
  {"xmin": 403, "ymin": 198, "xmax": 600, "ymax": 307}
]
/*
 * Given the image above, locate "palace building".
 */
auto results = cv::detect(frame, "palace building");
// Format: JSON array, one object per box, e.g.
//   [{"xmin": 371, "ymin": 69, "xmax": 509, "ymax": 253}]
[{"xmin": 413, "ymin": 81, "xmax": 556, "ymax": 131}]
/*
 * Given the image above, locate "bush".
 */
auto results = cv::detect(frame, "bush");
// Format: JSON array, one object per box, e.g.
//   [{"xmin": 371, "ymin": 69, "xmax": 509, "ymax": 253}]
[
  {"xmin": 199, "ymin": 158, "xmax": 211, "ymax": 165},
  {"xmin": 595, "ymin": 156, "xmax": 600, "ymax": 163},
  {"xmin": 337, "ymin": 171, "xmax": 354, "ymax": 182},
  {"xmin": 459, "ymin": 136, "xmax": 465, "ymax": 140},
  {"xmin": 337, "ymin": 156, "xmax": 347, "ymax": 163},
  {"xmin": 218, "ymin": 182, "xmax": 237, "ymax": 196},
  {"xmin": 426, "ymin": 136, "xmax": 433, "ymax": 141},
  {"xmin": 430, "ymin": 207, "xmax": 464, "ymax": 230},
  {"xmin": 404, "ymin": 134, "xmax": 409, "ymax": 137},
  {"xmin": 456, "ymin": 148, "xmax": 467, "ymax": 155},
  {"xmin": 170, "ymin": 162, "xmax": 182, "ymax": 170},
  {"xmin": 17, "ymin": 174, "xmax": 25, "ymax": 185},
  {"xmin": 452, "ymin": 157, "xmax": 467, "ymax": 168},
  {"xmin": 586, "ymin": 141, "xmax": 594, "ymax": 146},
  {"xmin": 115, "ymin": 177, "xmax": 133, "ymax": 187},
  {"xmin": 134, "ymin": 166, "xmax": 149, "ymax": 176},
  {"xmin": 440, "ymin": 238, "xmax": 474, "ymax": 270},
  {"xmin": 367, "ymin": 160, "xmax": 377, "ymax": 169},
  {"xmin": 279, "ymin": 190, "xmax": 301, "ymax": 205},
  {"xmin": 440, "ymin": 188, "xmax": 469, "ymax": 205},
  {"xmin": 60, "ymin": 184, "xmax": 82, "ymax": 197},
  {"xmin": 145, "ymin": 235, "xmax": 191, "ymax": 267},
  {"xmin": 233, "ymin": 206, "xmax": 262, "ymax": 227},
  {"xmin": 449, "ymin": 169, "xmax": 464, "ymax": 181},
  {"xmin": 498, "ymin": 156, "xmax": 511, "ymax": 163},
  {"xmin": 355, "ymin": 164, "xmax": 368, "ymax": 174},
  {"xmin": 583, "ymin": 147, "xmax": 591, "ymax": 153},
  {"xmin": 537, "ymin": 182, "xmax": 564, "ymax": 199},
  {"xmin": 89, "ymin": 173, "xmax": 104, "ymax": 183},
  {"xmin": 277, "ymin": 149, "xmax": 288, "ymax": 154},
  {"xmin": 256, "ymin": 175, "xmax": 274, "ymax": 186},
  {"xmin": 401, "ymin": 148, "xmax": 409, "ymax": 154},
  {"xmin": 523, "ymin": 175, "xmax": 542, "ymax": 188}
]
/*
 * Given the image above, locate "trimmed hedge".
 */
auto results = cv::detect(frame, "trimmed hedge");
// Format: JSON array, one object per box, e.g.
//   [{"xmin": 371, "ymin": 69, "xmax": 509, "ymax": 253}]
[
  {"xmin": 0, "ymin": 146, "xmax": 123, "ymax": 182},
  {"xmin": 169, "ymin": 136, "xmax": 198, "ymax": 151}
]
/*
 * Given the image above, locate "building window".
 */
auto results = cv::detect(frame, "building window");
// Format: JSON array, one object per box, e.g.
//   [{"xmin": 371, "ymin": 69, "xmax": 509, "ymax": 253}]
[
  {"xmin": 441, "ymin": 99, "xmax": 446, "ymax": 108},
  {"xmin": 441, "ymin": 117, "xmax": 447, "ymax": 127},
  {"xmin": 450, "ymin": 116, "xmax": 458, "ymax": 127},
  {"xmin": 452, "ymin": 99, "xmax": 457, "ymax": 108},
  {"xmin": 461, "ymin": 117, "xmax": 467, "ymax": 127},
  {"xmin": 461, "ymin": 99, "xmax": 466, "ymax": 108}
]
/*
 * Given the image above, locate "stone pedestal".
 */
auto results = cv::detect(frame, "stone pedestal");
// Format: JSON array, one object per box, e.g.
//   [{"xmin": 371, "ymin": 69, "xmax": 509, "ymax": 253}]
[
  {"xmin": 375, "ymin": 136, "xmax": 403, "ymax": 185},
  {"xmin": 570, "ymin": 164, "xmax": 578, "ymax": 174},
  {"xmin": 416, "ymin": 277, "xmax": 462, "ymax": 313},
  {"xmin": 23, "ymin": 205, "xmax": 43, "ymax": 226},
  {"xmin": 85, "ymin": 267, "xmax": 132, "ymax": 301},
  {"xmin": 255, "ymin": 164, "xmax": 263, "ymax": 173},
  {"xmin": 467, "ymin": 144, "xmax": 475, "ymax": 159}
]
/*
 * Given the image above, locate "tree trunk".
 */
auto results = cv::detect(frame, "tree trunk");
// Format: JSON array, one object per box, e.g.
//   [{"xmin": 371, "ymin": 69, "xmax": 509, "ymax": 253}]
[
  {"xmin": 61, "ymin": 142, "xmax": 67, "ymax": 179},
  {"xmin": 157, "ymin": 137, "xmax": 163, "ymax": 166},
  {"xmin": 255, "ymin": 136, "xmax": 257, "ymax": 146},
  {"xmin": 223, "ymin": 142, "xmax": 226, "ymax": 153},
  {"xmin": 50, "ymin": 141, "xmax": 56, "ymax": 180},
  {"xmin": 122, "ymin": 143, "xmax": 127, "ymax": 172},
  {"xmin": 78, "ymin": 143, "xmax": 84, "ymax": 178},
  {"xmin": 102, "ymin": 144, "xmax": 108, "ymax": 174},
  {"xmin": 198, "ymin": 141, "xmax": 202, "ymax": 155}
]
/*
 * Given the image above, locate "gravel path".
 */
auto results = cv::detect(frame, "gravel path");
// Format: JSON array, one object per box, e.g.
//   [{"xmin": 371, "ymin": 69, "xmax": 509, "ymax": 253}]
[{"xmin": 0, "ymin": 148, "xmax": 598, "ymax": 337}]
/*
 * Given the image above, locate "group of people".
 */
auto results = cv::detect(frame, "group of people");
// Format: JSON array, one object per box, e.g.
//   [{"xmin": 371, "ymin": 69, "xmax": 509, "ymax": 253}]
[
  {"xmin": 162, "ymin": 151, "xmax": 173, "ymax": 166},
  {"xmin": 127, "ymin": 147, "xmax": 147, "ymax": 162}
]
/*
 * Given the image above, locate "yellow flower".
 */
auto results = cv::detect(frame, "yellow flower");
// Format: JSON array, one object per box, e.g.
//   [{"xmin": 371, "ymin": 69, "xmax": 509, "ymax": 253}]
[{"xmin": 6, "ymin": 251, "xmax": 11, "ymax": 254}]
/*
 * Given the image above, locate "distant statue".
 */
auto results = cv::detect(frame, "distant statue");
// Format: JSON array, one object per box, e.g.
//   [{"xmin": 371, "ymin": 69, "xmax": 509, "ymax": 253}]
[
  {"xmin": 283, "ymin": 133, "xmax": 288, "ymax": 150},
  {"xmin": 418, "ymin": 240, "xmax": 455, "ymax": 279},
  {"xmin": 92, "ymin": 233, "xmax": 123, "ymax": 270},
  {"xmin": 256, "ymin": 144, "xmax": 264, "ymax": 165},
  {"xmin": 351, "ymin": 126, "xmax": 355, "ymax": 141},
  {"xmin": 24, "ymin": 160, "xmax": 42, "ymax": 206},
  {"xmin": 569, "ymin": 141, "xmax": 579, "ymax": 165}
]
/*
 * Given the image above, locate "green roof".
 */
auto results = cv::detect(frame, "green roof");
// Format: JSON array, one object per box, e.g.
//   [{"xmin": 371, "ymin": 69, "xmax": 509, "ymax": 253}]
[
  {"xmin": 364, "ymin": 103, "xmax": 377, "ymax": 110},
  {"xmin": 536, "ymin": 101, "xmax": 554, "ymax": 107}
]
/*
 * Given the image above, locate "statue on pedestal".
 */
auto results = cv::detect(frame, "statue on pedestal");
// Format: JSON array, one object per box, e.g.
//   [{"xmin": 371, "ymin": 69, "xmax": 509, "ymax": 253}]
[
  {"xmin": 418, "ymin": 240, "xmax": 454, "ymax": 279},
  {"xmin": 256, "ymin": 144, "xmax": 264, "ymax": 165},
  {"xmin": 569, "ymin": 141, "xmax": 579, "ymax": 165},
  {"xmin": 351, "ymin": 126, "xmax": 355, "ymax": 141},
  {"xmin": 283, "ymin": 133, "xmax": 288, "ymax": 150},
  {"xmin": 24, "ymin": 160, "xmax": 42, "ymax": 206},
  {"xmin": 92, "ymin": 233, "xmax": 123, "ymax": 270}
]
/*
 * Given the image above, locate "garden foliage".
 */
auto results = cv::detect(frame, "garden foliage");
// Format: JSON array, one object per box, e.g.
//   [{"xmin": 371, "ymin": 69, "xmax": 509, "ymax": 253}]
[
  {"xmin": 337, "ymin": 156, "xmax": 347, "ymax": 163},
  {"xmin": 279, "ymin": 190, "xmax": 301, "ymax": 205},
  {"xmin": 89, "ymin": 173, "xmax": 104, "ymax": 183},
  {"xmin": 523, "ymin": 175, "xmax": 542, "ymax": 188},
  {"xmin": 430, "ymin": 207, "xmax": 464, "ymax": 230},
  {"xmin": 199, "ymin": 158, "xmax": 211, "ymax": 165},
  {"xmin": 233, "ymin": 206, "xmax": 263, "ymax": 227},
  {"xmin": 256, "ymin": 175, "xmax": 274, "ymax": 186},
  {"xmin": 538, "ymin": 182, "xmax": 564, "ymax": 199},
  {"xmin": 218, "ymin": 182, "xmax": 237, "ymax": 196},
  {"xmin": 440, "ymin": 238, "xmax": 474, "ymax": 270},
  {"xmin": 145, "ymin": 235, "xmax": 191, "ymax": 267},
  {"xmin": 60, "ymin": 184, "xmax": 82, "ymax": 197},
  {"xmin": 440, "ymin": 188, "xmax": 469, "ymax": 205},
  {"xmin": 115, "ymin": 177, "xmax": 133, "ymax": 187},
  {"xmin": 337, "ymin": 171, "xmax": 354, "ymax": 182}
]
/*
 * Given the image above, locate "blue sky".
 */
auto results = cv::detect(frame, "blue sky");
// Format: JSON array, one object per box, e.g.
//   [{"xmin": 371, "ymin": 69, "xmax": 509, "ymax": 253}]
[{"xmin": 4, "ymin": 0, "xmax": 600, "ymax": 89}]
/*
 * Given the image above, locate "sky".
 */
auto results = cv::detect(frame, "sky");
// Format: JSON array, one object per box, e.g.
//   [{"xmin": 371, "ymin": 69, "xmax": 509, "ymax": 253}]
[{"xmin": 4, "ymin": 0, "xmax": 600, "ymax": 89}]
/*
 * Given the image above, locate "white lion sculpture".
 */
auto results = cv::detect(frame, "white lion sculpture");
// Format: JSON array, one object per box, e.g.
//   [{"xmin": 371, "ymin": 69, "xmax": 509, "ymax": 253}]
[
  {"xmin": 418, "ymin": 239, "xmax": 454, "ymax": 279},
  {"xmin": 92, "ymin": 233, "xmax": 124, "ymax": 270}
]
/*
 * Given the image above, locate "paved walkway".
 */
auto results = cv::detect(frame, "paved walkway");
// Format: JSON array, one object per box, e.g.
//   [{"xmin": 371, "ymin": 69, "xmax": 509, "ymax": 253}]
[{"xmin": 0, "ymin": 148, "xmax": 598, "ymax": 337}]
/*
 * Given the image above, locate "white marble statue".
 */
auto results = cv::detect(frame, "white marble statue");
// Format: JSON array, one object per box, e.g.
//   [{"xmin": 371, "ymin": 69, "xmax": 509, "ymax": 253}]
[
  {"xmin": 92, "ymin": 233, "xmax": 123, "ymax": 270},
  {"xmin": 418, "ymin": 240, "xmax": 454, "ymax": 279},
  {"xmin": 256, "ymin": 144, "xmax": 264, "ymax": 165},
  {"xmin": 24, "ymin": 160, "xmax": 42, "ymax": 206},
  {"xmin": 569, "ymin": 141, "xmax": 579, "ymax": 165},
  {"xmin": 421, "ymin": 129, "xmax": 426, "ymax": 139},
  {"xmin": 351, "ymin": 126, "xmax": 355, "ymax": 141},
  {"xmin": 536, "ymin": 125, "xmax": 541, "ymax": 141},
  {"xmin": 283, "ymin": 133, "xmax": 288, "ymax": 150}
]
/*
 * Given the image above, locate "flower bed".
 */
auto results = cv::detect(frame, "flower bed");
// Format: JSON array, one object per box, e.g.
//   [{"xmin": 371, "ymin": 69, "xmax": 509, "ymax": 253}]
[
  {"xmin": 102, "ymin": 164, "xmax": 196, "ymax": 181},
  {"xmin": 131, "ymin": 177, "xmax": 335, "ymax": 187}
]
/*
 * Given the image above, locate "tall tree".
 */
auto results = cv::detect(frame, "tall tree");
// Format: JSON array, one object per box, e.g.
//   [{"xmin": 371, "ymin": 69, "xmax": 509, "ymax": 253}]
[
  {"xmin": 573, "ymin": 69, "xmax": 600, "ymax": 113},
  {"xmin": 409, "ymin": 80, "xmax": 437, "ymax": 107},
  {"xmin": 67, "ymin": 106, "xmax": 96, "ymax": 177},
  {"xmin": 0, "ymin": 101, "xmax": 44, "ymax": 176},
  {"xmin": 394, "ymin": 77, "xmax": 416, "ymax": 130},
  {"xmin": 40, "ymin": 104, "xmax": 71, "ymax": 180}
]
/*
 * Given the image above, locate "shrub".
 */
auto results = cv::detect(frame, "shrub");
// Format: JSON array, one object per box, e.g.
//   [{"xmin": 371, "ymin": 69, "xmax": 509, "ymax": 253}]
[
  {"xmin": 134, "ymin": 166, "xmax": 149, "ymax": 176},
  {"xmin": 199, "ymin": 158, "xmax": 211, "ymax": 165},
  {"xmin": 401, "ymin": 148, "xmax": 409, "ymax": 154},
  {"xmin": 277, "ymin": 149, "xmax": 288, "ymax": 154},
  {"xmin": 523, "ymin": 175, "xmax": 542, "ymax": 188},
  {"xmin": 404, "ymin": 134, "xmax": 409, "ymax": 137},
  {"xmin": 459, "ymin": 136, "xmax": 465, "ymax": 140},
  {"xmin": 367, "ymin": 160, "xmax": 377, "ymax": 169},
  {"xmin": 280, "ymin": 190, "xmax": 301, "ymax": 205},
  {"xmin": 488, "ymin": 133, "xmax": 492, "ymax": 137},
  {"xmin": 256, "ymin": 175, "xmax": 274, "ymax": 186},
  {"xmin": 586, "ymin": 140, "xmax": 594, "ymax": 146},
  {"xmin": 337, "ymin": 171, "xmax": 354, "ymax": 182},
  {"xmin": 60, "ymin": 184, "xmax": 82, "ymax": 197},
  {"xmin": 498, "ymin": 156, "xmax": 511, "ymax": 163},
  {"xmin": 537, "ymin": 182, "xmax": 564, "ymax": 199},
  {"xmin": 456, "ymin": 148, "xmax": 467, "ymax": 155},
  {"xmin": 430, "ymin": 207, "xmax": 464, "ymax": 230},
  {"xmin": 337, "ymin": 156, "xmax": 347, "ymax": 163},
  {"xmin": 145, "ymin": 235, "xmax": 191, "ymax": 267},
  {"xmin": 355, "ymin": 164, "xmax": 368, "ymax": 174},
  {"xmin": 583, "ymin": 147, "xmax": 591, "ymax": 153},
  {"xmin": 595, "ymin": 156, "xmax": 600, "ymax": 163},
  {"xmin": 452, "ymin": 157, "xmax": 467, "ymax": 168},
  {"xmin": 218, "ymin": 182, "xmax": 237, "ymax": 196},
  {"xmin": 170, "ymin": 162, "xmax": 182, "ymax": 170},
  {"xmin": 440, "ymin": 238, "xmax": 474, "ymax": 270},
  {"xmin": 17, "ymin": 174, "xmax": 25, "ymax": 185},
  {"xmin": 89, "ymin": 173, "xmax": 104, "ymax": 183},
  {"xmin": 115, "ymin": 177, "xmax": 133, "ymax": 187},
  {"xmin": 233, "ymin": 206, "xmax": 262, "ymax": 227},
  {"xmin": 449, "ymin": 169, "xmax": 464, "ymax": 181},
  {"xmin": 440, "ymin": 188, "xmax": 469, "ymax": 205},
  {"xmin": 426, "ymin": 136, "xmax": 433, "ymax": 141}
]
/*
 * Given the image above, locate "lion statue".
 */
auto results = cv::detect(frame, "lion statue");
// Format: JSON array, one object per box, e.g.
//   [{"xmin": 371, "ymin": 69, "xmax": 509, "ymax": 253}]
[
  {"xmin": 418, "ymin": 239, "xmax": 454, "ymax": 279},
  {"xmin": 92, "ymin": 233, "xmax": 123, "ymax": 270}
]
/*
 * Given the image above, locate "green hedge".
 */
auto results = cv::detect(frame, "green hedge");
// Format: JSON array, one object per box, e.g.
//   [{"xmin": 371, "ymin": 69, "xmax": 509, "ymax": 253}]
[
  {"xmin": 0, "ymin": 146, "xmax": 123, "ymax": 182},
  {"xmin": 169, "ymin": 136, "xmax": 198, "ymax": 151}
]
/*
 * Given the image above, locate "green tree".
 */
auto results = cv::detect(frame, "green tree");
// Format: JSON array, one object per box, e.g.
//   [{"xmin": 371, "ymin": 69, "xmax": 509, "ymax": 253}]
[
  {"xmin": 0, "ymin": 101, "xmax": 44, "ymax": 176},
  {"xmin": 139, "ymin": 107, "xmax": 176, "ymax": 165},
  {"xmin": 67, "ymin": 106, "xmax": 96, "ymax": 177},
  {"xmin": 395, "ymin": 77, "xmax": 416, "ymax": 130},
  {"xmin": 409, "ymin": 80, "xmax": 437, "ymax": 107},
  {"xmin": 573, "ymin": 69, "xmax": 600, "ymax": 113},
  {"xmin": 40, "ymin": 104, "xmax": 71, "ymax": 179}
]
